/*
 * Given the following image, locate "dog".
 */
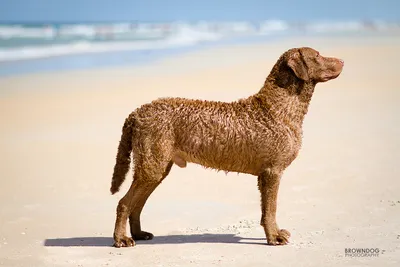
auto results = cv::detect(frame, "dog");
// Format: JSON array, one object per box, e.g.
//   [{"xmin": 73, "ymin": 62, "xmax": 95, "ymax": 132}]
[{"xmin": 110, "ymin": 47, "xmax": 344, "ymax": 247}]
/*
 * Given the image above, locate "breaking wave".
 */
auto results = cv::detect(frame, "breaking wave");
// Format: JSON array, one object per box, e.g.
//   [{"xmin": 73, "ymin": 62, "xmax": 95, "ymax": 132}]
[{"xmin": 0, "ymin": 20, "xmax": 397, "ymax": 62}]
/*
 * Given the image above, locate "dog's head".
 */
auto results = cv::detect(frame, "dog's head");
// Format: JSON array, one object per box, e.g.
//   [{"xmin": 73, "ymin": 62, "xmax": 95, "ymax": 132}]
[{"xmin": 286, "ymin": 47, "xmax": 344, "ymax": 83}]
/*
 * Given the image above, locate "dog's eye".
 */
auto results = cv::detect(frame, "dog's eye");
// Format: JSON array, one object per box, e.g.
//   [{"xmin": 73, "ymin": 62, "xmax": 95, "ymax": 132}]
[{"xmin": 316, "ymin": 53, "xmax": 320, "ymax": 58}]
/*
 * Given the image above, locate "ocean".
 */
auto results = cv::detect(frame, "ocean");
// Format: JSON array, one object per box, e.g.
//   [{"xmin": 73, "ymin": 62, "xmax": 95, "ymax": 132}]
[{"xmin": 0, "ymin": 20, "xmax": 397, "ymax": 76}]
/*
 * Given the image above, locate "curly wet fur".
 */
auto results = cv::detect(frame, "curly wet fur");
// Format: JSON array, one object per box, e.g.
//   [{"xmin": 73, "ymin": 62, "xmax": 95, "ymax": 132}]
[{"xmin": 110, "ymin": 47, "xmax": 343, "ymax": 247}]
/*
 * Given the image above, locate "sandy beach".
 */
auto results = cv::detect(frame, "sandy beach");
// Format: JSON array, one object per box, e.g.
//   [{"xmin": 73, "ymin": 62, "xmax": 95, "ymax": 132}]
[{"xmin": 0, "ymin": 34, "xmax": 399, "ymax": 266}]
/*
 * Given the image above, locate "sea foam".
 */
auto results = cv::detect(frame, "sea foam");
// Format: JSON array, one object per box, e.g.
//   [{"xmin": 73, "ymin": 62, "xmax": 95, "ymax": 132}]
[{"xmin": 0, "ymin": 20, "xmax": 397, "ymax": 62}]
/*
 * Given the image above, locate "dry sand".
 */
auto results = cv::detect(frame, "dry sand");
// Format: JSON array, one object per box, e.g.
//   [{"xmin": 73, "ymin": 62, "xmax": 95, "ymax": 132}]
[{"xmin": 0, "ymin": 34, "xmax": 399, "ymax": 267}]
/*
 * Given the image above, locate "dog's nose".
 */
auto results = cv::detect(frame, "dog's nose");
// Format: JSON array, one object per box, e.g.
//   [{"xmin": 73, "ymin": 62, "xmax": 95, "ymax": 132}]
[{"xmin": 339, "ymin": 59, "xmax": 344, "ymax": 66}]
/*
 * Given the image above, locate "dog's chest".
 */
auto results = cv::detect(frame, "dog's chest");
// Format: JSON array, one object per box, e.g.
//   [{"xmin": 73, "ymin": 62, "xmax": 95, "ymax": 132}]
[{"xmin": 254, "ymin": 125, "xmax": 300, "ymax": 164}]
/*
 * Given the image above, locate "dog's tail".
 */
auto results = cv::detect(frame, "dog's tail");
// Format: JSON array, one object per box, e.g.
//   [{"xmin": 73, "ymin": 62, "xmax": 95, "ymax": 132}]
[{"xmin": 110, "ymin": 115, "xmax": 134, "ymax": 194}]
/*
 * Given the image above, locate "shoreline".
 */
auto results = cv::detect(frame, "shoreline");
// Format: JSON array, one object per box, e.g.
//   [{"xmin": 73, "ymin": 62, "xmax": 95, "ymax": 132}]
[{"xmin": 1, "ymin": 31, "xmax": 399, "ymax": 78}]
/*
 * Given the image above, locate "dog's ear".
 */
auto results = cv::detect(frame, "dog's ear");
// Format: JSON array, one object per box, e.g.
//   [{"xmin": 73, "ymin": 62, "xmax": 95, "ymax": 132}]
[{"xmin": 288, "ymin": 51, "xmax": 309, "ymax": 81}]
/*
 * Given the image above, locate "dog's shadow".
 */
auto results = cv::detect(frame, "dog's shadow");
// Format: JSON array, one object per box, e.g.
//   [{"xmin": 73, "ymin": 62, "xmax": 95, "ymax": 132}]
[{"xmin": 44, "ymin": 234, "xmax": 266, "ymax": 247}]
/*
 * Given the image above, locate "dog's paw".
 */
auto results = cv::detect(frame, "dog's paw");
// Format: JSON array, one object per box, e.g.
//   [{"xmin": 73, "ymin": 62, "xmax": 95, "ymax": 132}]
[
  {"xmin": 131, "ymin": 231, "xmax": 154, "ymax": 241},
  {"xmin": 113, "ymin": 236, "xmax": 135, "ymax": 248},
  {"xmin": 267, "ymin": 229, "xmax": 291, "ymax": 246}
]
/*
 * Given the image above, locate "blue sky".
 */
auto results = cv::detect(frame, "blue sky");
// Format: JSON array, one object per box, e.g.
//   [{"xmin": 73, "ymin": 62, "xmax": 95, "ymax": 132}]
[{"xmin": 1, "ymin": 0, "xmax": 399, "ymax": 22}]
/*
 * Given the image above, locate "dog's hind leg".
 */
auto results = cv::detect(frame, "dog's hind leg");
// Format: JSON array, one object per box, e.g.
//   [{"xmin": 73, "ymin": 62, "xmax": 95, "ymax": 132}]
[
  {"xmin": 112, "ymin": 160, "xmax": 173, "ymax": 248},
  {"xmin": 128, "ymin": 161, "xmax": 173, "ymax": 241}
]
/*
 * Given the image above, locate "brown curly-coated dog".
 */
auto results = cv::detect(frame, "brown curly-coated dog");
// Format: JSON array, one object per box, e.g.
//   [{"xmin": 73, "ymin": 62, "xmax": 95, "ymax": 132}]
[{"xmin": 110, "ymin": 47, "xmax": 344, "ymax": 247}]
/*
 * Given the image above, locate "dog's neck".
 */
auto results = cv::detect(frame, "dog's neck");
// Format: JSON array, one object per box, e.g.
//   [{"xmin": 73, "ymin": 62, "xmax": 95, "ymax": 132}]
[{"xmin": 254, "ymin": 61, "xmax": 316, "ymax": 128}]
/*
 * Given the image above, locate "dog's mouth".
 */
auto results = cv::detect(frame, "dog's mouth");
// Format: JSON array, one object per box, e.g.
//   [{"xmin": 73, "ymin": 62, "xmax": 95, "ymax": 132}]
[
  {"xmin": 320, "ymin": 61, "xmax": 343, "ymax": 82},
  {"xmin": 320, "ymin": 71, "xmax": 341, "ymax": 82},
  {"xmin": 320, "ymin": 58, "xmax": 344, "ymax": 82},
  {"xmin": 330, "ymin": 71, "xmax": 342, "ymax": 80}
]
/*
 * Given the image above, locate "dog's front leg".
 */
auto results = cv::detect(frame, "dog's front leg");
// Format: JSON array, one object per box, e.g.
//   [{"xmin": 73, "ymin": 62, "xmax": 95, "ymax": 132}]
[{"xmin": 258, "ymin": 170, "xmax": 290, "ymax": 245}]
